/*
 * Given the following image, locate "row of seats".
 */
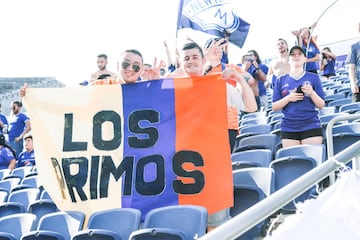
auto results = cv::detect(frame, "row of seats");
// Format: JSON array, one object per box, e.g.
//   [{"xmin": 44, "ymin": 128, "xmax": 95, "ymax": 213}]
[{"xmin": 0, "ymin": 205, "xmax": 208, "ymax": 240}]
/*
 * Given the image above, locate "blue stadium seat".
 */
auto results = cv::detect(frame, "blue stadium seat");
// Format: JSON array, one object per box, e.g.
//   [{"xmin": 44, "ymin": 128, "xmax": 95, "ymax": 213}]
[
  {"xmin": 7, "ymin": 188, "xmax": 40, "ymax": 211},
  {"xmin": 0, "ymin": 213, "xmax": 36, "ymax": 240},
  {"xmin": 231, "ymin": 167, "xmax": 274, "ymax": 239},
  {"xmin": 233, "ymin": 134, "xmax": 277, "ymax": 157},
  {"xmin": 270, "ymin": 156, "xmax": 318, "ymax": 212},
  {"xmin": 71, "ymin": 208, "xmax": 141, "ymax": 240},
  {"xmin": 231, "ymin": 149, "xmax": 272, "ymax": 170},
  {"xmin": 22, "ymin": 211, "xmax": 86, "ymax": 240},
  {"xmin": 0, "ymin": 178, "xmax": 22, "ymax": 194},
  {"xmin": 0, "ymin": 202, "xmax": 26, "ymax": 218},
  {"xmin": 338, "ymin": 102, "xmax": 360, "ymax": 114},
  {"xmin": 275, "ymin": 144, "xmax": 326, "ymax": 166},
  {"xmin": 28, "ymin": 200, "xmax": 59, "ymax": 228},
  {"xmin": 129, "ymin": 205, "xmax": 208, "ymax": 240}
]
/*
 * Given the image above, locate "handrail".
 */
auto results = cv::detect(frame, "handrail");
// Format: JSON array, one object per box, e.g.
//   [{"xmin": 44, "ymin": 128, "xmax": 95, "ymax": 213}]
[
  {"xmin": 326, "ymin": 113, "xmax": 360, "ymax": 184},
  {"xmin": 200, "ymin": 140, "xmax": 360, "ymax": 240}
]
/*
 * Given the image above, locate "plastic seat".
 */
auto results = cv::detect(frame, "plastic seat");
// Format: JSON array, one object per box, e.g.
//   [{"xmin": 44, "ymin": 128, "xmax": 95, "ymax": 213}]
[
  {"xmin": 231, "ymin": 167, "xmax": 274, "ymax": 239},
  {"xmin": 0, "ymin": 202, "xmax": 26, "ymax": 218},
  {"xmin": 20, "ymin": 175, "xmax": 42, "ymax": 190},
  {"xmin": 318, "ymin": 106, "xmax": 336, "ymax": 116},
  {"xmin": 0, "ymin": 213, "xmax": 36, "ymax": 240},
  {"xmin": 39, "ymin": 190, "xmax": 52, "ymax": 201},
  {"xmin": 0, "ymin": 189, "xmax": 8, "ymax": 204},
  {"xmin": 231, "ymin": 149, "xmax": 272, "ymax": 170},
  {"xmin": 338, "ymin": 102, "xmax": 360, "ymax": 114},
  {"xmin": 28, "ymin": 200, "xmax": 59, "ymax": 228},
  {"xmin": 0, "ymin": 169, "xmax": 11, "ymax": 181},
  {"xmin": 11, "ymin": 166, "xmax": 36, "ymax": 179},
  {"xmin": 129, "ymin": 205, "xmax": 208, "ymax": 240},
  {"xmin": 72, "ymin": 208, "xmax": 141, "ymax": 240},
  {"xmin": 270, "ymin": 156, "xmax": 318, "ymax": 212},
  {"xmin": 7, "ymin": 188, "xmax": 40, "ymax": 211},
  {"xmin": 233, "ymin": 134, "xmax": 277, "ymax": 157},
  {"xmin": 22, "ymin": 211, "xmax": 86, "ymax": 240},
  {"xmin": 275, "ymin": 144, "xmax": 326, "ymax": 166},
  {"xmin": 327, "ymin": 98, "xmax": 352, "ymax": 110},
  {"xmin": 0, "ymin": 178, "xmax": 22, "ymax": 194}
]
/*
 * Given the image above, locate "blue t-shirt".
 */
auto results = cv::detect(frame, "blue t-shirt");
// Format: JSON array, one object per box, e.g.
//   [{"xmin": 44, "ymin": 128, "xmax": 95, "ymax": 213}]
[
  {"xmin": 7, "ymin": 113, "xmax": 30, "ymax": 141},
  {"xmin": 248, "ymin": 63, "xmax": 269, "ymax": 96},
  {"xmin": 347, "ymin": 41, "xmax": 360, "ymax": 86},
  {"xmin": 17, "ymin": 150, "xmax": 36, "ymax": 167},
  {"xmin": 0, "ymin": 114, "xmax": 8, "ymax": 134},
  {"xmin": 272, "ymin": 72, "xmax": 325, "ymax": 132},
  {"xmin": 0, "ymin": 147, "xmax": 15, "ymax": 170},
  {"xmin": 302, "ymin": 43, "xmax": 320, "ymax": 72},
  {"xmin": 322, "ymin": 58, "xmax": 336, "ymax": 77}
]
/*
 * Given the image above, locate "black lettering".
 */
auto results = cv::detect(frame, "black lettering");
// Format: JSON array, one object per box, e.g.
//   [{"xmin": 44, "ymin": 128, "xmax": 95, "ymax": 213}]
[
  {"xmin": 128, "ymin": 110, "xmax": 159, "ymax": 148},
  {"xmin": 63, "ymin": 113, "xmax": 87, "ymax": 151},
  {"xmin": 51, "ymin": 157, "xmax": 67, "ymax": 199},
  {"xmin": 172, "ymin": 150, "xmax": 205, "ymax": 194},
  {"xmin": 100, "ymin": 156, "xmax": 134, "ymax": 197},
  {"xmin": 135, "ymin": 155, "xmax": 165, "ymax": 195},
  {"xmin": 89, "ymin": 155, "xmax": 100, "ymax": 199},
  {"xmin": 62, "ymin": 157, "xmax": 88, "ymax": 202},
  {"xmin": 93, "ymin": 111, "xmax": 122, "ymax": 150}
]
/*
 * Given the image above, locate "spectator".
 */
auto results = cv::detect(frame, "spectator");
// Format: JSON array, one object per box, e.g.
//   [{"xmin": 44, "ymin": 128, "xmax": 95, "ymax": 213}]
[
  {"xmin": 169, "ymin": 40, "xmax": 256, "ymax": 231},
  {"xmin": 0, "ymin": 134, "xmax": 16, "ymax": 170},
  {"xmin": 266, "ymin": 38, "xmax": 291, "ymax": 89},
  {"xmin": 17, "ymin": 133, "xmax": 35, "ymax": 167},
  {"xmin": 242, "ymin": 50, "xmax": 269, "ymax": 111},
  {"xmin": 141, "ymin": 63, "xmax": 152, "ymax": 80},
  {"xmin": 88, "ymin": 54, "xmax": 116, "ymax": 85},
  {"xmin": 292, "ymin": 22, "xmax": 321, "ymax": 74},
  {"xmin": 272, "ymin": 46, "xmax": 325, "ymax": 148},
  {"xmin": 320, "ymin": 47, "xmax": 336, "ymax": 78},
  {"xmin": 346, "ymin": 21, "xmax": 360, "ymax": 102},
  {"xmin": 163, "ymin": 40, "xmax": 180, "ymax": 73},
  {"xmin": 0, "ymin": 108, "xmax": 8, "ymax": 135},
  {"xmin": 7, "ymin": 101, "xmax": 31, "ymax": 158}
]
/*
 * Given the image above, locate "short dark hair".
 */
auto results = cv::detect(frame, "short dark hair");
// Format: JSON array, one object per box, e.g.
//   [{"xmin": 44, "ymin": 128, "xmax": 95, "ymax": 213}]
[
  {"xmin": 182, "ymin": 42, "xmax": 204, "ymax": 58},
  {"xmin": 24, "ymin": 134, "xmax": 32, "ymax": 140},
  {"xmin": 123, "ymin": 49, "xmax": 143, "ymax": 63},
  {"xmin": 97, "ymin": 54, "xmax": 108, "ymax": 59},
  {"xmin": 12, "ymin": 101, "xmax": 22, "ymax": 107}
]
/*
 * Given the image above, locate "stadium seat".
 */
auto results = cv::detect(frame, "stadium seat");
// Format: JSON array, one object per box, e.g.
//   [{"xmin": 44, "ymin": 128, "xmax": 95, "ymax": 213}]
[
  {"xmin": 231, "ymin": 149, "xmax": 272, "ymax": 170},
  {"xmin": 0, "ymin": 189, "xmax": 8, "ymax": 204},
  {"xmin": 0, "ymin": 202, "xmax": 26, "ymax": 218},
  {"xmin": 231, "ymin": 167, "xmax": 274, "ymax": 239},
  {"xmin": 22, "ymin": 211, "xmax": 86, "ymax": 240},
  {"xmin": 233, "ymin": 133, "xmax": 277, "ymax": 157},
  {"xmin": 0, "ymin": 213, "xmax": 36, "ymax": 240},
  {"xmin": 0, "ymin": 178, "xmax": 22, "ymax": 194},
  {"xmin": 11, "ymin": 166, "xmax": 36, "ymax": 179},
  {"xmin": 7, "ymin": 188, "xmax": 40, "ymax": 211},
  {"xmin": 0, "ymin": 169, "xmax": 11, "ymax": 181},
  {"xmin": 129, "ymin": 205, "xmax": 208, "ymax": 240},
  {"xmin": 318, "ymin": 106, "xmax": 336, "ymax": 116},
  {"xmin": 72, "ymin": 208, "xmax": 141, "ymax": 240},
  {"xmin": 327, "ymin": 98, "xmax": 352, "ymax": 111},
  {"xmin": 270, "ymin": 156, "xmax": 318, "ymax": 212},
  {"xmin": 338, "ymin": 102, "xmax": 360, "ymax": 114},
  {"xmin": 275, "ymin": 144, "xmax": 326, "ymax": 166},
  {"xmin": 28, "ymin": 199, "xmax": 59, "ymax": 228}
]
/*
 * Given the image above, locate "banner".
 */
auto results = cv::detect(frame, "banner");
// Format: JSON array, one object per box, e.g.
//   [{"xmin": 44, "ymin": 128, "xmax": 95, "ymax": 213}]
[
  {"xmin": 177, "ymin": 0, "xmax": 250, "ymax": 48},
  {"xmin": 23, "ymin": 75, "xmax": 233, "ymax": 219}
]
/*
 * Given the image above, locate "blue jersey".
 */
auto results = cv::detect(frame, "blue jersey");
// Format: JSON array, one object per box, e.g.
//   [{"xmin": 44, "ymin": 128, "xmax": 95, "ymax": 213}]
[
  {"xmin": 8, "ymin": 113, "xmax": 30, "ymax": 141},
  {"xmin": 347, "ymin": 41, "xmax": 360, "ymax": 86},
  {"xmin": 303, "ymin": 43, "xmax": 320, "ymax": 72},
  {"xmin": 272, "ymin": 72, "xmax": 325, "ymax": 132},
  {"xmin": 0, "ymin": 147, "xmax": 15, "ymax": 170},
  {"xmin": 322, "ymin": 58, "xmax": 336, "ymax": 77},
  {"xmin": 17, "ymin": 150, "xmax": 36, "ymax": 167},
  {"xmin": 0, "ymin": 114, "xmax": 8, "ymax": 134}
]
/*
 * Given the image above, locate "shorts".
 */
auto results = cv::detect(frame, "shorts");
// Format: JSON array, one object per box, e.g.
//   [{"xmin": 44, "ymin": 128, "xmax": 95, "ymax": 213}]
[
  {"xmin": 207, "ymin": 208, "xmax": 231, "ymax": 227},
  {"xmin": 281, "ymin": 128, "xmax": 323, "ymax": 141}
]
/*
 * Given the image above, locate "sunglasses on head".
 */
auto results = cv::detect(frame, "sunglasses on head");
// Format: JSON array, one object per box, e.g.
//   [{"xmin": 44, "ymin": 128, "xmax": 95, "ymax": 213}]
[{"xmin": 122, "ymin": 61, "xmax": 141, "ymax": 72}]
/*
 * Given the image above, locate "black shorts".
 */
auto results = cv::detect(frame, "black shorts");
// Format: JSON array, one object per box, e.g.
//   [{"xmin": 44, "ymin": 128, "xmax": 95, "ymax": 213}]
[{"xmin": 281, "ymin": 128, "xmax": 323, "ymax": 140}]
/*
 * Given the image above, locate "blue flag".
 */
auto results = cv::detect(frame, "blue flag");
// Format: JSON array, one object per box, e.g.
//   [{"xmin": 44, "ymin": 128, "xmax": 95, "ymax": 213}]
[{"xmin": 177, "ymin": 0, "xmax": 250, "ymax": 48}]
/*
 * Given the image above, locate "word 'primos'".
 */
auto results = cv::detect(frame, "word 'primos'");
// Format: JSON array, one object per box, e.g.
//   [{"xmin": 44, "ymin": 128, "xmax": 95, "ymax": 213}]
[{"xmin": 51, "ymin": 110, "xmax": 205, "ymax": 202}]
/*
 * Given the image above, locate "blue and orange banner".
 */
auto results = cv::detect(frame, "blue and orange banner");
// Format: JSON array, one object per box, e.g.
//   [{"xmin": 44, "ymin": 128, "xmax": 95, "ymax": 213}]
[{"xmin": 23, "ymin": 75, "xmax": 233, "ymax": 219}]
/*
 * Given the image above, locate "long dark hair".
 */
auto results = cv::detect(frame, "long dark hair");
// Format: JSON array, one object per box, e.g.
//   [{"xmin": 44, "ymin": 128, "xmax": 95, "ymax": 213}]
[{"xmin": 0, "ymin": 134, "xmax": 16, "ymax": 158}]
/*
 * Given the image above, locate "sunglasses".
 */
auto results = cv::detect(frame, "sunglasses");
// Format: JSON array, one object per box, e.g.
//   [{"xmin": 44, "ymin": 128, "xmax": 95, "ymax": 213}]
[{"xmin": 122, "ymin": 61, "xmax": 141, "ymax": 72}]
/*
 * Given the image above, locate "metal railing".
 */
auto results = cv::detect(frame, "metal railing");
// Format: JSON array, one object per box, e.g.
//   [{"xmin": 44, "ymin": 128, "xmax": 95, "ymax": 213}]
[{"xmin": 200, "ymin": 114, "xmax": 360, "ymax": 240}]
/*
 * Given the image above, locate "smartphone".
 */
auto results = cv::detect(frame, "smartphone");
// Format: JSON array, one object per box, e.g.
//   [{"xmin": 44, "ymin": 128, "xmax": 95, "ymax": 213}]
[{"xmin": 296, "ymin": 85, "xmax": 304, "ymax": 94}]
